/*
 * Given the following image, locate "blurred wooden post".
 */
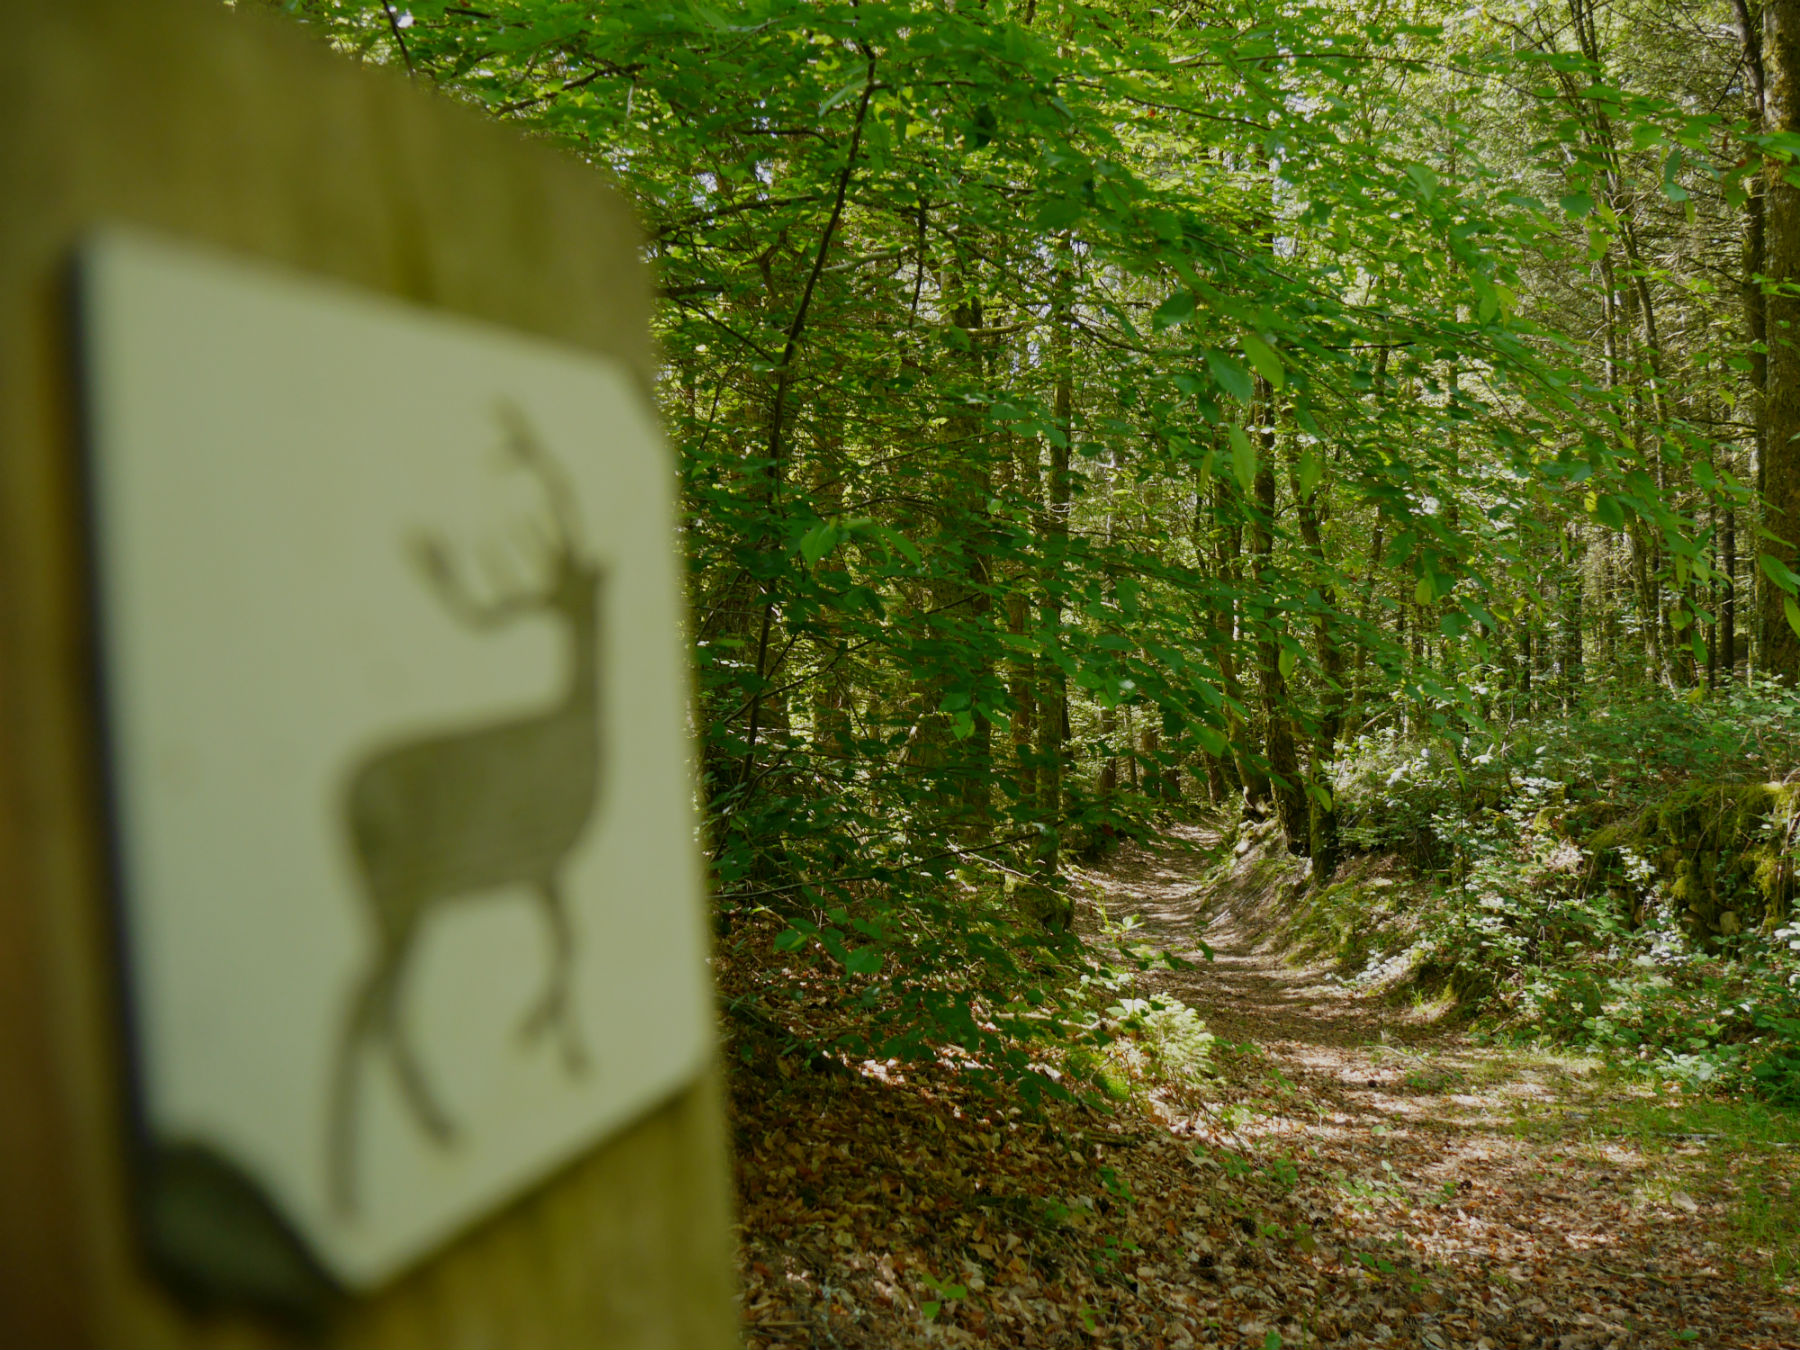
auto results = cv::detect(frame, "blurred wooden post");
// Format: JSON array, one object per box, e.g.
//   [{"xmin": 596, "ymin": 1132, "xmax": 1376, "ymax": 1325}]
[{"xmin": 0, "ymin": 1, "xmax": 737, "ymax": 1345}]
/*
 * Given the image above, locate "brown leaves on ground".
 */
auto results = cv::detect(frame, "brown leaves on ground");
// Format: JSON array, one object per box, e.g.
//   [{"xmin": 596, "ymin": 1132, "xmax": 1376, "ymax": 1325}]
[{"xmin": 723, "ymin": 824, "xmax": 1800, "ymax": 1348}]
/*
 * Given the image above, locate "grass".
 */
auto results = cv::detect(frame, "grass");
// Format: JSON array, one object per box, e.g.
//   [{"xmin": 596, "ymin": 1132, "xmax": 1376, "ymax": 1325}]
[
  {"xmin": 1602, "ymin": 1090, "xmax": 1800, "ymax": 1288},
  {"xmin": 1382, "ymin": 1037, "xmax": 1800, "ymax": 1293},
  {"xmin": 1516, "ymin": 1068, "xmax": 1800, "ymax": 1291}
]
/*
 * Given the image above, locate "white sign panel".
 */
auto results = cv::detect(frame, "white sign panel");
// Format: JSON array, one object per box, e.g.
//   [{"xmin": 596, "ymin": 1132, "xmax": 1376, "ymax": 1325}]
[{"xmin": 79, "ymin": 231, "xmax": 711, "ymax": 1297}]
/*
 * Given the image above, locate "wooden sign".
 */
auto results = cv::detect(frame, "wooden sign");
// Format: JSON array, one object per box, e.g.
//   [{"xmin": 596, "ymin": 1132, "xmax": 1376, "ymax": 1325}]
[
  {"xmin": 78, "ymin": 229, "xmax": 713, "ymax": 1301},
  {"xmin": 0, "ymin": 1, "xmax": 735, "ymax": 1345}
]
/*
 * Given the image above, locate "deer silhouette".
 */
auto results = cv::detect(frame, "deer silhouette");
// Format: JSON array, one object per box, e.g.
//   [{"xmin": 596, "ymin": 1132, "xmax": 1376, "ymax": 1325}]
[{"xmin": 328, "ymin": 406, "xmax": 603, "ymax": 1215}]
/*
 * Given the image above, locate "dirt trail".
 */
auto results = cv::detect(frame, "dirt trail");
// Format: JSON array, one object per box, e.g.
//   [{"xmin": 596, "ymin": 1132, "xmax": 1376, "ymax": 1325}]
[{"xmin": 1073, "ymin": 821, "xmax": 1800, "ymax": 1349}]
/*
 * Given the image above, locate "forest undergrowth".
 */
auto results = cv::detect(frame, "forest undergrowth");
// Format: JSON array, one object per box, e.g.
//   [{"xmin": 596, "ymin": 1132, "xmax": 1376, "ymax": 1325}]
[
  {"xmin": 723, "ymin": 688, "xmax": 1800, "ymax": 1349},
  {"xmin": 1314, "ymin": 683, "xmax": 1800, "ymax": 1105},
  {"xmin": 258, "ymin": 4, "xmax": 1800, "ymax": 1340},
  {"xmin": 723, "ymin": 815, "xmax": 1800, "ymax": 1348}
]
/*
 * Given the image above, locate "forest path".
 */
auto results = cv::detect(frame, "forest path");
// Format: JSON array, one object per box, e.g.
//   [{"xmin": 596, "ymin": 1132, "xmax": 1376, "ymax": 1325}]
[{"xmin": 1070, "ymin": 820, "xmax": 1800, "ymax": 1349}]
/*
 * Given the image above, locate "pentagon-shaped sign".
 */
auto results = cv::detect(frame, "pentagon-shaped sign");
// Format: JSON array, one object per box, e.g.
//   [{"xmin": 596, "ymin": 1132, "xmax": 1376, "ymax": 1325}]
[{"xmin": 78, "ymin": 230, "xmax": 711, "ymax": 1303}]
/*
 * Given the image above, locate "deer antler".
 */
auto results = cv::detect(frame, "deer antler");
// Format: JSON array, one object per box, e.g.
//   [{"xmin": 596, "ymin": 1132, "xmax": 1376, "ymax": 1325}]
[
  {"xmin": 404, "ymin": 403, "xmax": 588, "ymax": 629},
  {"xmin": 496, "ymin": 400, "xmax": 582, "ymax": 558},
  {"xmin": 409, "ymin": 530, "xmax": 545, "ymax": 630}
]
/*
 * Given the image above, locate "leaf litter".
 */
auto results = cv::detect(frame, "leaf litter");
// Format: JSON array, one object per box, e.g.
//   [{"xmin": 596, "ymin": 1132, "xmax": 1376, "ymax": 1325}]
[{"xmin": 723, "ymin": 823, "xmax": 1800, "ymax": 1348}]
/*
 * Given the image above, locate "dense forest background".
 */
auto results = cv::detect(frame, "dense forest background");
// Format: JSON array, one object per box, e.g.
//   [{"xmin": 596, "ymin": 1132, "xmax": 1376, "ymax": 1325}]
[{"xmin": 272, "ymin": 0, "xmax": 1800, "ymax": 1106}]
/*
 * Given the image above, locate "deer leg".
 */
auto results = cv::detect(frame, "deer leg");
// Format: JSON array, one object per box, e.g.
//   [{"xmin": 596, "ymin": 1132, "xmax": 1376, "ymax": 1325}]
[
  {"xmin": 518, "ymin": 876, "xmax": 587, "ymax": 1073},
  {"xmin": 328, "ymin": 955, "xmax": 389, "ymax": 1214},
  {"xmin": 382, "ymin": 943, "xmax": 458, "ymax": 1145}
]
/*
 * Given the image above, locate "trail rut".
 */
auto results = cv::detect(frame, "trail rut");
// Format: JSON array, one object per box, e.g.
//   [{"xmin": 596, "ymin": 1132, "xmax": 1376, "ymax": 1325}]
[{"xmin": 1073, "ymin": 820, "xmax": 1800, "ymax": 1348}]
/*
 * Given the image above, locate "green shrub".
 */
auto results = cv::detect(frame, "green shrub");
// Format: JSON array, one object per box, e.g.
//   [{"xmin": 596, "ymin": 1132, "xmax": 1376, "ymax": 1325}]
[{"xmin": 1323, "ymin": 685, "xmax": 1800, "ymax": 1102}]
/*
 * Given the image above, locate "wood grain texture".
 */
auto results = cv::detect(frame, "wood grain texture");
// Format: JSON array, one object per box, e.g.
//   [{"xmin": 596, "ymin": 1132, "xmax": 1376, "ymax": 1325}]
[{"xmin": 0, "ymin": 2, "xmax": 736, "ymax": 1345}]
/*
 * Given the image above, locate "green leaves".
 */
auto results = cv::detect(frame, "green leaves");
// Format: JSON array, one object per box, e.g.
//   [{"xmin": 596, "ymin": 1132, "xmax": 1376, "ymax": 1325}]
[
  {"xmin": 800, "ymin": 517, "xmax": 843, "ymax": 567},
  {"xmin": 918, "ymin": 1270, "xmax": 968, "ymax": 1322},
  {"xmin": 1297, "ymin": 445, "xmax": 1323, "ymax": 500},
  {"xmin": 845, "ymin": 946, "xmax": 884, "ymax": 976},
  {"xmin": 1760, "ymin": 552, "xmax": 1800, "ymax": 594},
  {"xmin": 1153, "ymin": 289, "xmax": 1197, "ymax": 329},
  {"xmin": 772, "ymin": 915, "xmax": 883, "ymax": 976},
  {"xmin": 339, "ymin": 0, "xmax": 1800, "ymax": 1138},
  {"xmin": 1759, "ymin": 552, "xmax": 1800, "ymax": 637},
  {"xmin": 1587, "ymin": 493, "xmax": 1627, "ymax": 531},
  {"xmin": 1207, "ymin": 350, "xmax": 1254, "ymax": 405},
  {"xmin": 818, "ymin": 72, "xmax": 870, "ymax": 115},
  {"xmin": 1228, "ymin": 424, "xmax": 1258, "ymax": 495},
  {"xmin": 1404, "ymin": 162, "xmax": 1440, "ymax": 202},
  {"xmin": 1241, "ymin": 331, "xmax": 1284, "ymax": 388}
]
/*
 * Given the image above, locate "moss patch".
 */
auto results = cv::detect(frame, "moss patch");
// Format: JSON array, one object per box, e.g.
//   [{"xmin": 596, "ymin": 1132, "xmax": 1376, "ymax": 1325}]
[{"xmin": 1582, "ymin": 781, "xmax": 1799, "ymax": 939}]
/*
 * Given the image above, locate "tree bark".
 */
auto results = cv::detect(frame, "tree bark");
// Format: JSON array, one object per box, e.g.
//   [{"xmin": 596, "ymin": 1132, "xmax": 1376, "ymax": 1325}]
[
  {"xmin": 1289, "ymin": 439, "xmax": 1342, "ymax": 881},
  {"xmin": 1251, "ymin": 381, "xmax": 1308, "ymax": 855},
  {"xmin": 1765, "ymin": 0, "xmax": 1800, "ymax": 679},
  {"xmin": 1561, "ymin": 522, "xmax": 1585, "ymax": 709},
  {"xmin": 948, "ymin": 291, "xmax": 993, "ymax": 831},
  {"xmin": 1733, "ymin": 2, "xmax": 1766, "ymax": 686},
  {"xmin": 1003, "ymin": 432, "xmax": 1039, "ymax": 813},
  {"xmin": 1205, "ymin": 473, "xmax": 1267, "ymax": 812},
  {"xmin": 1035, "ymin": 244, "xmax": 1074, "ymax": 890},
  {"xmin": 1724, "ymin": 482, "xmax": 1740, "ymax": 679}
]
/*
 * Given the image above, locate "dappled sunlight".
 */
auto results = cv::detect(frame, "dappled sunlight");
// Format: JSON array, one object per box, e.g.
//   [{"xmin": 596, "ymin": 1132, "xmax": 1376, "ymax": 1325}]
[{"xmin": 1066, "ymin": 822, "xmax": 1800, "ymax": 1347}]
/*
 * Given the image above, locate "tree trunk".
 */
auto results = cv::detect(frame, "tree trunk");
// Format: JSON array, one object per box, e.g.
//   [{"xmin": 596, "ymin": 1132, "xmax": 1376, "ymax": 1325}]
[
  {"xmin": 1561, "ymin": 523, "xmax": 1585, "ymax": 710},
  {"xmin": 1251, "ymin": 381, "xmax": 1308, "ymax": 854},
  {"xmin": 1208, "ymin": 476, "xmax": 1266, "ymax": 813},
  {"xmin": 1766, "ymin": 0, "xmax": 1800, "ymax": 679},
  {"xmin": 1095, "ymin": 710, "xmax": 1117, "ymax": 794},
  {"xmin": 1724, "ymin": 483, "xmax": 1740, "ymax": 680},
  {"xmin": 1035, "ymin": 247, "xmax": 1074, "ymax": 891},
  {"xmin": 1289, "ymin": 439, "xmax": 1342, "ymax": 882},
  {"xmin": 1005, "ymin": 433, "xmax": 1039, "ymax": 814},
  {"xmin": 948, "ymin": 292, "xmax": 993, "ymax": 831}
]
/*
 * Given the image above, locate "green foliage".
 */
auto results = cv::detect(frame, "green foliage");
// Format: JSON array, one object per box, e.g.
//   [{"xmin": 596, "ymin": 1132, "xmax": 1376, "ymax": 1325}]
[
  {"xmin": 1323, "ymin": 685, "xmax": 1800, "ymax": 1102},
  {"xmin": 916, "ymin": 1269, "xmax": 968, "ymax": 1322},
  {"xmin": 1103, "ymin": 996, "xmax": 1216, "ymax": 1086},
  {"xmin": 1544, "ymin": 1083, "xmax": 1800, "ymax": 1289},
  {"xmin": 270, "ymin": 0, "xmax": 1797, "ymax": 1105}
]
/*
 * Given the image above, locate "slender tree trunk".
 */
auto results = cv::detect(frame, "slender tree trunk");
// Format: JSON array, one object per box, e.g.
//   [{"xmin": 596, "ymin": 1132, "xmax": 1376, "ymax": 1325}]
[
  {"xmin": 738, "ymin": 67, "xmax": 877, "ymax": 791},
  {"xmin": 1289, "ymin": 441, "xmax": 1342, "ymax": 881},
  {"xmin": 1561, "ymin": 523, "xmax": 1585, "ymax": 709},
  {"xmin": 1601, "ymin": 540, "xmax": 1621, "ymax": 679},
  {"xmin": 952, "ymin": 293, "xmax": 993, "ymax": 831},
  {"xmin": 1708, "ymin": 487, "xmax": 1722, "ymax": 690},
  {"xmin": 1251, "ymin": 381, "xmax": 1307, "ymax": 855},
  {"xmin": 1099, "ymin": 451, "xmax": 1120, "ymax": 800},
  {"xmin": 1626, "ymin": 519, "xmax": 1663, "ymax": 684},
  {"xmin": 1766, "ymin": 0, "xmax": 1800, "ymax": 679},
  {"xmin": 1035, "ymin": 247, "xmax": 1074, "ymax": 890},
  {"xmin": 1139, "ymin": 721, "xmax": 1167, "ymax": 799},
  {"xmin": 1346, "ymin": 344, "xmax": 1387, "ymax": 739},
  {"xmin": 1005, "ymin": 433, "xmax": 1039, "ymax": 813},
  {"xmin": 1099, "ymin": 704, "xmax": 1120, "ymax": 795},
  {"xmin": 1205, "ymin": 472, "xmax": 1266, "ymax": 811},
  {"xmin": 1344, "ymin": 519, "xmax": 1383, "ymax": 737},
  {"xmin": 1740, "ymin": 0, "xmax": 1772, "ymax": 680},
  {"xmin": 1725, "ymin": 469, "xmax": 1740, "ymax": 679},
  {"xmin": 1191, "ymin": 464, "xmax": 1239, "ymax": 804}
]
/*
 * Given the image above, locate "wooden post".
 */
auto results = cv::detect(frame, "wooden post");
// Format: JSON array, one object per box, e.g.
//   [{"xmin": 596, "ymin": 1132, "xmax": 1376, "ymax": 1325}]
[{"xmin": 0, "ymin": 1, "xmax": 736, "ymax": 1345}]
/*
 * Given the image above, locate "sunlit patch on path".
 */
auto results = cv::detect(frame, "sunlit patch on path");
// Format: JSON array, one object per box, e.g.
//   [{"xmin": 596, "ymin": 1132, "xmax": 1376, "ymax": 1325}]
[
  {"xmin": 1074, "ymin": 821, "xmax": 1800, "ymax": 1349},
  {"xmin": 730, "ymin": 823, "xmax": 1800, "ymax": 1349}
]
